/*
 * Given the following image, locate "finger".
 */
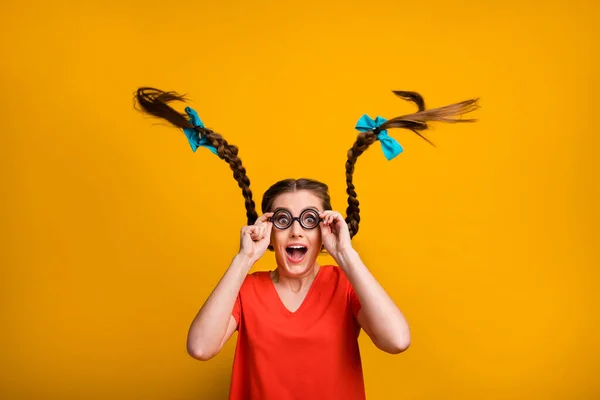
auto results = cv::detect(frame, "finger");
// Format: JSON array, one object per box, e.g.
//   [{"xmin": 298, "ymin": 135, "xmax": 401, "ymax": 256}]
[
  {"xmin": 261, "ymin": 222, "xmax": 272, "ymax": 239},
  {"xmin": 255, "ymin": 212, "xmax": 274, "ymax": 225},
  {"xmin": 330, "ymin": 212, "xmax": 343, "ymax": 225},
  {"xmin": 247, "ymin": 226, "xmax": 260, "ymax": 238},
  {"xmin": 319, "ymin": 219, "xmax": 331, "ymax": 233},
  {"xmin": 257, "ymin": 225, "xmax": 267, "ymax": 240},
  {"xmin": 320, "ymin": 211, "xmax": 340, "ymax": 224}
]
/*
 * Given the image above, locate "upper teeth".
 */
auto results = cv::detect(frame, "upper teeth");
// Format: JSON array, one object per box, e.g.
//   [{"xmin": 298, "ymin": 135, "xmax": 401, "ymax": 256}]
[{"xmin": 289, "ymin": 246, "xmax": 305, "ymax": 249}]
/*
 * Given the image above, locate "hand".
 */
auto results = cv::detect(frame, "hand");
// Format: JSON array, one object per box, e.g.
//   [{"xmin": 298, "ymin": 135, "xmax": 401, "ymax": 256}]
[
  {"xmin": 319, "ymin": 210, "xmax": 354, "ymax": 260},
  {"xmin": 238, "ymin": 212, "xmax": 274, "ymax": 264}
]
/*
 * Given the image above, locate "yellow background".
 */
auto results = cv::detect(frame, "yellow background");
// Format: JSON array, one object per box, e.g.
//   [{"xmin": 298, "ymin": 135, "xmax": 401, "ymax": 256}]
[{"xmin": 1, "ymin": 0, "xmax": 598, "ymax": 398}]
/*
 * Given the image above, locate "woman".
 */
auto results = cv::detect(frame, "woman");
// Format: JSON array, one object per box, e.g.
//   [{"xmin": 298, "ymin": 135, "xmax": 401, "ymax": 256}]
[{"xmin": 134, "ymin": 87, "xmax": 478, "ymax": 399}]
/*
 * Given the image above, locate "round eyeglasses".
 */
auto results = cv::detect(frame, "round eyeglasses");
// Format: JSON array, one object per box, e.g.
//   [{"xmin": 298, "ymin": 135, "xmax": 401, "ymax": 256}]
[{"xmin": 268, "ymin": 208, "xmax": 323, "ymax": 230}]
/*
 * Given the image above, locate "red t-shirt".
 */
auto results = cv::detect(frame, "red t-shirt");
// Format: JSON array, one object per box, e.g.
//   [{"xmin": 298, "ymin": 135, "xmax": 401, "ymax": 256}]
[{"xmin": 229, "ymin": 265, "xmax": 365, "ymax": 400}]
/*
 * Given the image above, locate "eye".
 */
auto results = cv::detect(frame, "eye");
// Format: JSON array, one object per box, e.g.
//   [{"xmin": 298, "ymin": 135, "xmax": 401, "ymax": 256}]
[
  {"xmin": 301, "ymin": 210, "xmax": 320, "ymax": 227},
  {"xmin": 275, "ymin": 215, "xmax": 289, "ymax": 225},
  {"xmin": 273, "ymin": 210, "xmax": 292, "ymax": 227}
]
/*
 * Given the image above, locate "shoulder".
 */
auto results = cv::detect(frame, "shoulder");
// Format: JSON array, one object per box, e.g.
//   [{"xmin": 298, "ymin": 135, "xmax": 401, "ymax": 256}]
[
  {"xmin": 239, "ymin": 269, "xmax": 271, "ymax": 291},
  {"xmin": 319, "ymin": 265, "xmax": 357, "ymax": 299},
  {"xmin": 318, "ymin": 264, "xmax": 352, "ymax": 287},
  {"xmin": 319, "ymin": 264, "xmax": 346, "ymax": 279},
  {"xmin": 247, "ymin": 269, "xmax": 271, "ymax": 279},
  {"xmin": 240, "ymin": 266, "xmax": 349, "ymax": 289}
]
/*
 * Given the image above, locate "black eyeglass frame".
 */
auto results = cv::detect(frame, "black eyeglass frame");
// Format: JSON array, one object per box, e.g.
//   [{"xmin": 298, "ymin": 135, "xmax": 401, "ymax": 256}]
[{"xmin": 268, "ymin": 208, "xmax": 324, "ymax": 230}]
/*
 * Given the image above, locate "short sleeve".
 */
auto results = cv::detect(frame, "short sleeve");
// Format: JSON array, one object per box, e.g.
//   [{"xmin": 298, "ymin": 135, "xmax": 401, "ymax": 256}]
[
  {"xmin": 232, "ymin": 293, "xmax": 242, "ymax": 329},
  {"xmin": 348, "ymin": 283, "xmax": 362, "ymax": 319}
]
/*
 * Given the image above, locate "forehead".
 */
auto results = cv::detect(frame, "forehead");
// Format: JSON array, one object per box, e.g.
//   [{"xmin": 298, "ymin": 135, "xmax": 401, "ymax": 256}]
[{"xmin": 271, "ymin": 190, "xmax": 324, "ymax": 213}]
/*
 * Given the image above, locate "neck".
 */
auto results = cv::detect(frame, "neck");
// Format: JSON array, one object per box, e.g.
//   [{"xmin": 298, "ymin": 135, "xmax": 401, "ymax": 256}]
[{"xmin": 272, "ymin": 264, "xmax": 320, "ymax": 293}]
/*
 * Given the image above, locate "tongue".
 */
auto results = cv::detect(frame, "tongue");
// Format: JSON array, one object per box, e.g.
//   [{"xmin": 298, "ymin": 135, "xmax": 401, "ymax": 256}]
[{"xmin": 288, "ymin": 248, "xmax": 305, "ymax": 262}]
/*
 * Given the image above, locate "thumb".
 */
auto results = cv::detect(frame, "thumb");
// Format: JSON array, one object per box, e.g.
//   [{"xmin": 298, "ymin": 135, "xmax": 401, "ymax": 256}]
[
  {"xmin": 265, "ymin": 220, "xmax": 273, "ymax": 238},
  {"xmin": 320, "ymin": 220, "xmax": 331, "ymax": 235}
]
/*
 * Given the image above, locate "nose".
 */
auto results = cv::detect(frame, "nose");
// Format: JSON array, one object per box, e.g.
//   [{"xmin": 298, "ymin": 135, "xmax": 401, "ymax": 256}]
[{"xmin": 289, "ymin": 219, "xmax": 304, "ymax": 237}]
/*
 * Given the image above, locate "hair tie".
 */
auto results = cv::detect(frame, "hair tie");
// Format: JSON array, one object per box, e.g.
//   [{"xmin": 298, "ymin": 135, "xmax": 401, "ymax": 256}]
[
  {"xmin": 355, "ymin": 114, "xmax": 403, "ymax": 160},
  {"xmin": 182, "ymin": 106, "xmax": 219, "ymax": 156}
]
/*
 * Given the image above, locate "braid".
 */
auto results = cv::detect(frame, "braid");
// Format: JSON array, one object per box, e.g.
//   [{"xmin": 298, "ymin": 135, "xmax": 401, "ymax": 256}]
[
  {"xmin": 134, "ymin": 87, "xmax": 258, "ymax": 225},
  {"xmin": 345, "ymin": 131, "xmax": 378, "ymax": 238},
  {"xmin": 345, "ymin": 91, "xmax": 479, "ymax": 238},
  {"xmin": 198, "ymin": 128, "xmax": 258, "ymax": 224}
]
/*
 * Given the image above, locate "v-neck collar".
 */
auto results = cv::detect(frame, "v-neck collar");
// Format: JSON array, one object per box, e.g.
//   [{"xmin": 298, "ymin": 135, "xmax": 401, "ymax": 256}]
[{"xmin": 266, "ymin": 266, "xmax": 323, "ymax": 316}]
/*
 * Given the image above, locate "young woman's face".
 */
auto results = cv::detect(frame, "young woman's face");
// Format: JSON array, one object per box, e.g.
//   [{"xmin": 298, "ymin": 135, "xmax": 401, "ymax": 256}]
[{"xmin": 269, "ymin": 190, "xmax": 324, "ymax": 277}]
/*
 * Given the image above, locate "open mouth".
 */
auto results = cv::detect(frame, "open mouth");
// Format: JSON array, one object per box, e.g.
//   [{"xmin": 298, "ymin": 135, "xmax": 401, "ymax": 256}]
[{"xmin": 285, "ymin": 245, "xmax": 308, "ymax": 263}]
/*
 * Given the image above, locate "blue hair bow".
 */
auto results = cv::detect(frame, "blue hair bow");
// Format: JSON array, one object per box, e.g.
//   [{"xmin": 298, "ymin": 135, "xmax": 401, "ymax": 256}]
[
  {"xmin": 355, "ymin": 114, "xmax": 403, "ymax": 160},
  {"xmin": 182, "ymin": 106, "xmax": 219, "ymax": 156}
]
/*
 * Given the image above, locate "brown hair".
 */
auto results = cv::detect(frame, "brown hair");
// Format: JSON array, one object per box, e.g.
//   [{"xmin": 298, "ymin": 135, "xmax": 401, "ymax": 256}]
[
  {"xmin": 261, "ymin": 178, "xmax": 332, "ymax": 214},
  {"xmin": 133, "ymin": 87, "xmax": 479, "ymax": 241},
  {"xmin": 344, "ymin": 91, "xmax": 479, "ymax": 238},
  {"xmin": 133, "ymin": 87, "xmax": 259, "ymax": 225}
]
